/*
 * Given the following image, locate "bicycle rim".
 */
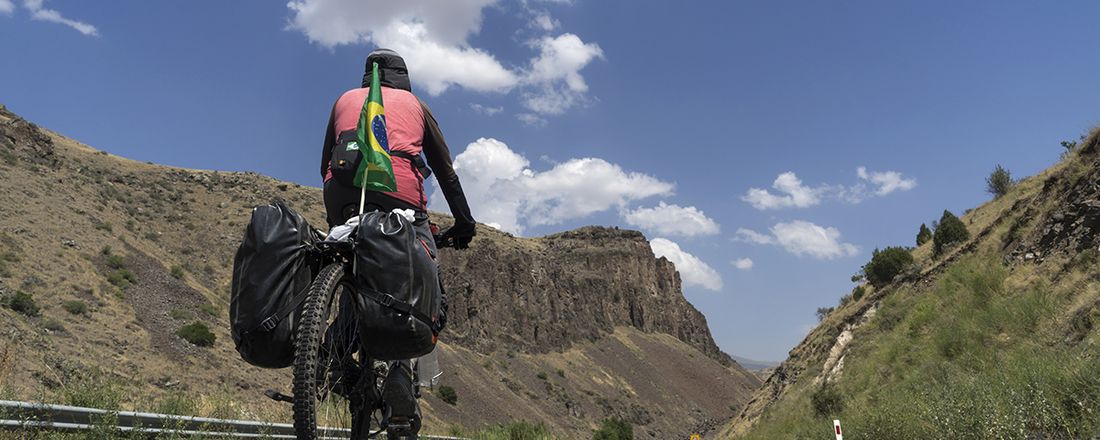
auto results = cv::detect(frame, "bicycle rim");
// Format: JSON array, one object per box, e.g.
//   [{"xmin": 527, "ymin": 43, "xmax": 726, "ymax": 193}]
[{"xmin": 293, "ymin": 263, "xmax": 357, "ymax": 439}]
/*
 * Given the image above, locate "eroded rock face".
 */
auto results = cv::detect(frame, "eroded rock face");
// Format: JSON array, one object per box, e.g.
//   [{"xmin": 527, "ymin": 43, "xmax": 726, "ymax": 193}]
[{"xmin": 438, "ymin": 226, "xmax": 733, "ymax": 366}]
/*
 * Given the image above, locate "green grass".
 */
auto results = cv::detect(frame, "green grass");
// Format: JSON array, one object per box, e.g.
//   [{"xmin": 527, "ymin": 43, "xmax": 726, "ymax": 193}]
[
  {"xmin": 106, "ymin": 254, "xmax": 126, "ymax": 269},
  {"xmin": 742, "ymin": 254, "xmax": 1100, "ymax": 439},
  {"xmin": 470, "ymin": 421, "xmax": 557, "ymax": 440},
  {"xmin": 170, "ymin": 265, "xmax": 185, "ymax": 279},
  {"xmin": 169, "ymin": 308, "xmax": 193, "ymax": 320},
  {"xmin": 107, "ymin": 269, "xmax": 135, "ymax": 287}
]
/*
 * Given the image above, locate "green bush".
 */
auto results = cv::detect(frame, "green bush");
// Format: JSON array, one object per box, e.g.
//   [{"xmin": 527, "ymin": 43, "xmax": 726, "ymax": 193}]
[
  {"xmin": 852, "ymin": 285, "xmax": 866, "ymax": 302},
  {"xmin": 62, "ymin": 300, "xmax": 88, "ymax": 315},
  {"xmin": 933, "ymin": 210, "xmax": 970, "ymax": 257},
  {"xmin": 811, "ymin": 384, "xmax": 844, "ymax": 417},
  {"xmin": 986, "ymin": 164, "xmax": 1014, "ymax": 198},
  {"xmin": 42, "ymin": 319, "xmax": 65, "ymax": 333},
  {"xmin": 862, "ymin": 246, "xmax": 914, "ymax": 287},
  {"xmin": 592, "ymin": 419, "xmax": 632, "ymax": 440},
  {"xmin": 536, "ymin": 371, "xmax": 548, "ymax": 380},
  {"xmin": 556, "ymin": 369, "xmax": 565, "ymax": 378},
  {"xmin": 7, "ymin": 292, "xmax": 40, "ymax": 316},
  {"xmin": 916, "ymin": 223, "xmax": 933, "ymax": 246},
  {"xmin": 437, "ymin": 385, "xmax": 458, "ymax": 405},
  {"xmin": 106, "ymin": 254, "xmax": 126, "ymax": 269},
  {"xmin": 157, "ymin": 391, "xmax": 198, "ymax": 416},
  {"xmin": 816, "ymin": 306, "xmax": 834, "ymax": 322},
  {"xmin": 107, "ymin": 269, "xmax": 135, "ymax": 287},
  {"xmin": 177, "ymin": 321, "xmax": 215, "ymax": 347},
  {"xmin": 170, "ymin": 265, "xmax": 184, "ymax": 279}
]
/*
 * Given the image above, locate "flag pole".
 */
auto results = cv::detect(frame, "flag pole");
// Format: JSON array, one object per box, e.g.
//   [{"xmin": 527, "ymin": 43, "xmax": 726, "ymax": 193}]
[{"xmin": 358, "ymin": 168, "xmax": 368, "ymax": 216}]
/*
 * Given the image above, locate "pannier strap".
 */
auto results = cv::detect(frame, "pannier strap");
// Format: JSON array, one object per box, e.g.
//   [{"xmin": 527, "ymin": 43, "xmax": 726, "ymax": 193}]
[
  {"xmin": 359, "ymin": 286, "xmax": 435, "ymax": 330},
  {"xmin": 245, "ymin": 284, "xmax": 312, "ymax": 336}
]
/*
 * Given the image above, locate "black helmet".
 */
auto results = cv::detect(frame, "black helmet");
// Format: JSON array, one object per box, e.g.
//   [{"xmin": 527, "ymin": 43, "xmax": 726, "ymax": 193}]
[{"xmin": 362, "ymin": 48, "xmax": 411, "ymax": 92}]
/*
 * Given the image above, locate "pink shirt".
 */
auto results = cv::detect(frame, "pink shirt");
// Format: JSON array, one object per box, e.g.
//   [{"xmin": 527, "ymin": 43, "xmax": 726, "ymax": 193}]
[{"xmin": 326, "ymin": 87, "xmax": 427, "ymax": 209}]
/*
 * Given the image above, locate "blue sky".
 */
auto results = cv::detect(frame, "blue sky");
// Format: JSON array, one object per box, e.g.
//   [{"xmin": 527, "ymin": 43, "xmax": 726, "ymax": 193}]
[{"xmin": 3, "ymin": 0, "xmax": 1100, "ymax": 361}]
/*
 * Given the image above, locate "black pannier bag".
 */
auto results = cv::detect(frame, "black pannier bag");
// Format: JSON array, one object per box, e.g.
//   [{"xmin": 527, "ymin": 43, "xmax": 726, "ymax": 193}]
[
  {"xmin": 354, "ymin": 210, "xmax": 441, "ymax": 360},
  {"xmin": 230, "ymin": 200, "xmax": 319, "ymax": 368}
]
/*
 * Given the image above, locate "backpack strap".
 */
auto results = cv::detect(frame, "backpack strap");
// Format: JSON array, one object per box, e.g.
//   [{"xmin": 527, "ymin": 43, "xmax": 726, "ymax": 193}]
[
  {"xmin": 390, "ymin": 150, "xmax": 432, "ymax": 179},
  {"xmin": 358, "ymin": 285, "xmax": 435, "ymax": 330}
]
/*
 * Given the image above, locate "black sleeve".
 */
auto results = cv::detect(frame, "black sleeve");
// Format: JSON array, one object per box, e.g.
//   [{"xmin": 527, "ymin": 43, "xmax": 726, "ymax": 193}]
[
  {"xmin": 319, "ymin": 104, "xmax": 337, "ymax": 180},
  {"xmin": 419, "ymin": 99, "xmax": 476, "ymax": 228}
]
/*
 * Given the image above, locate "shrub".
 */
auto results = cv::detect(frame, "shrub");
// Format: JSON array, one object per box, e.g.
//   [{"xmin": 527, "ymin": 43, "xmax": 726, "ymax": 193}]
[
  {"xmin": 100, "ymin": 245, "xmax": 112, "ymax": 256},
  {"xmin": 177, "ymin": 321, "xmax": 215, "ymax": 347},
  {"xmin": 811, "ymin": 384, "xmax": 844, "ymax": 417},
  {"xmin": 815, "ymin": 307, "xmax": 834, "ymax": 322},
  {"xmin": 8, "ymin": 292, "xmax": 40, "ymax": 317},
  {"xmin": 476, "ymin": 421, "xmax": 552, "ymax": 440},
  {"xmin": 557, "ymin": 369, "xmax": 565, "ymax": 378},
  {"xmin": 157, "ymin": 392, "xmax": 198, "ymax": 416},
  {"xmin": 198, "ymin": 303, "xmax": 218, "ymax": 317},
  {"xmin": 592, "ymin": 419, "xmax": 633, "ymax": 440},
  {"xmin": 933, "ymin": 210, "xmax": 970, "ymax": 256},
  {"xmin": 862, "ymin": 247, "xmax": 914, "ymax": 287},
  {"xmin": 437, "ymin": 385, "xmax": 458, "ymax": 405},
  {"xmin": 106, "ymin": 255, "xmax": 126, "ymax": 269},
  {"xmin": 536, "ymin": 371, "xmax": 548, "ymax": 380},
  {"xmin": 986, "ymin": 164, "xmax": 1014, "ymax": 198},
  {"xmin": 170, "ymin": 265, "xmax": 184, "ymax": 279},
  {"xmin": 107, "ymin": 269, "xmax": 135, "ymax": 287},
  {"xmin": 43, "ymin": 319, "xmax": 65, "ymax": 333},
  {"xmin": 62, "ymin": 300, "xmax": 88, "ymax": 315},
  {"xmin": 0, "ymin": 260, "xmax": 9, "ymax": 278},
  {"xmin": 852, "ymin": 285, "xmax": 866, "ymax": 302},
  {"xmin": 916, "ymin": 223, "xmax": 933, "ymax": 246}
]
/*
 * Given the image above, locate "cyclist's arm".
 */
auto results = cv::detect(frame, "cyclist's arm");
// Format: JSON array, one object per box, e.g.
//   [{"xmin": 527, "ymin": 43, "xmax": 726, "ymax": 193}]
[
  {"xmin": 319, "ymin": 103, "xmax": 337, "ymax": 180},
  {"xmin": 419, "ymin": 99, "xmax": 475, "ymax": 228}
]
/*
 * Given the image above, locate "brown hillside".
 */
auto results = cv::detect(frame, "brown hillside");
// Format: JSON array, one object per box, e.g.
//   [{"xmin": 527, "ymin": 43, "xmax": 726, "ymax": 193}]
[{"xmin": 0, "ymin": 105, "xmax": 759, "ymax": 439}]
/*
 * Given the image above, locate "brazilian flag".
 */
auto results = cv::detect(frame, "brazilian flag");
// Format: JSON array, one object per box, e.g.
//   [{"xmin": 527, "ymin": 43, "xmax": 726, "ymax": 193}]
[{"xmin": 353, "ymin": 62, "xmax": 397, "ymax": 192}]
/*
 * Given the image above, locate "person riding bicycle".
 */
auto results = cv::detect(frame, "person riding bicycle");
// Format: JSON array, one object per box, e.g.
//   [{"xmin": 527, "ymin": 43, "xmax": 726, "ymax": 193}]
[{"xmin": 319, "ymin": 48, "xmax": 476, "ymax": 437}]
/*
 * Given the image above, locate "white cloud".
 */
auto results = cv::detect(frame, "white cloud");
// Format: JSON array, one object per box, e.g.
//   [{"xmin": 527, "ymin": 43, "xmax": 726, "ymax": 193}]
[
  {"xmin": 287, "ymin": 1, "xmax": 604, "ymax": 116},
  {"xmin": 430, "ymin": 138, "xmax": 673, "ymax": 234},
  {"xmin": 732, "ymin": 258, "xmax": 754, "ymax": 270},
  {"xmin": 516, "ymin": 113, "xmax": 548, "ymax": 127},
  {"xmin": 1, "ymin": 0, "xmax": 15, "ymax": 15},
  {"xmin": 23, "ymin": 0, "xmax": 98, "ymax": 36},
  {"xmin": 743, "ymin": 168, "xmax": 916, "ymax": 209},
  {"xmin": 741, "ymin": 172, "xmax": 824, "ymax": 210},
  {"xmin": 857, "ymin": 166, "xmax": 917, "ymax": 196},
  {"xmin": 623, "ymin": 202, "xmax": 720, "ymax": 237},
  {"xmin": 650, "ymin": 238, "xmax": 723, "ymax": 291},
  {"xmin": 736, "ymin": 220, "xmax": 858, "ymax": 259},
  {"xmin": 521, "ymin": 33, "xmax": 603, "ymax": 115},
  {"xmin": 469, "ymin": 103, "xmax": 503, "ymax": 116}
]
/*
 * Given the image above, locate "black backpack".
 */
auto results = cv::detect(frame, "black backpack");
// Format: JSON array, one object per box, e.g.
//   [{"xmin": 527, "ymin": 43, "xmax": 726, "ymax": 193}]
[
  {"xmin": 353, "ymin": 210, "xmax": 442, "ymax": 360},
  {"xmin": 230, "ymin": 201, "xmax": 320, "ymax": 368}
]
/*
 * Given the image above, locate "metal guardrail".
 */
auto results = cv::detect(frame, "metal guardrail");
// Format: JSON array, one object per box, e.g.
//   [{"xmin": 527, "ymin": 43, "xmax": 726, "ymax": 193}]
[{"xmin": 0, "ymin": 400, "xmax": 469, "ymax": 439}]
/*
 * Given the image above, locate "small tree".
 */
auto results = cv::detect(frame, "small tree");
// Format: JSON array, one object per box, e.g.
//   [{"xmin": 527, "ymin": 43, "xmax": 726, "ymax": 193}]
[
  {"xmin": 815, "ymin": 307, "xmax": 834, "ymax": 322},
  {"xmin": 933, "ymin": 210, "xmax": 970, "ymax": 257},
  {"xmin": 916, "ymin": 223, "xmax": 933, "ymax": 246},
  {"xmin": 862, "ymin": 247, "xmax": 914, "ymax": 287},
  {"xmin": 986, "ymin": 164, "xmax": 1014, "ymax": 198}
]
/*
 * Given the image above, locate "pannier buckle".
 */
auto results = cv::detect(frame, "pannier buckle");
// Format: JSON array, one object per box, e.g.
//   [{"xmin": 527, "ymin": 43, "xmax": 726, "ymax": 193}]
[
  {"xmin": 379, "ymin": 293, "xmax": 396, "ymax": 307},
  {"xmin": 259, "ymin": 316, "xmax": 279, "ymax": 332}
]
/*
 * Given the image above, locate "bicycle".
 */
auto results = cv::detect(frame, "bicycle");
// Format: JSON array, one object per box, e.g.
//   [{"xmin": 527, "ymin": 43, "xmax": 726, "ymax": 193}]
[{"xmin": 275, "ymin": 224, "xmax": 457, "ymax": 440}]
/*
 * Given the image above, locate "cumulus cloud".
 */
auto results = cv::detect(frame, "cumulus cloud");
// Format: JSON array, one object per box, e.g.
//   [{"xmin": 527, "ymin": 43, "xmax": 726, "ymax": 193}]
[
  {"xmin": 649, "ymin": 238, "xmax": 723, "ymax": 291},
  {"xmin": 732, "ymin": 258, "xmax": 754, "ymax": 270},
  {"xmin": 23, "ymin": 0, "xmax": 98, "ymax": 36},
  {"xmin": 469, "ymin": 103, "xmax": 503, "ymax": 116},
  {"xmin": 1, "ymin": 0, "xmax": 14, "ymax": 15},
  {"xmin": 857, "ymin": 166, "xmax": 917, "ymax": 196},
  {"xmin": 736, "ymin": 220, "xmax": 859, "ymax": 259},
  {"xmin": 743, "ymin": 168, "xmax": 916, "ymax": 209},
  {"xmin": 623, "ymin": 202, "xmax": 720, "ymax": 238},
  {"xmin": 521, "ymin": 33, "xmax": 604, "ymax": 115},
  {"xmin": 287, "ymin": 1, "xmax": 603, "ymax": 116},
  {"xmin": 516, "ymin": 113, "xmax": 548, "ymax": 127},
  {"xmin": 742, "ymin": 172, "xmax": 824, "ymax": 210},
  {"xmin": 430, "ymin": 138, "xmax": 673, "ymax": 234}
]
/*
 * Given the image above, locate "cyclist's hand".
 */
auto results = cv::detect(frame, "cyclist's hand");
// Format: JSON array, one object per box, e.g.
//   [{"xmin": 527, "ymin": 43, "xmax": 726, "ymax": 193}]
[{"xmin": 443, "ymin": 221, "xmax": 476, "ymax": 249}]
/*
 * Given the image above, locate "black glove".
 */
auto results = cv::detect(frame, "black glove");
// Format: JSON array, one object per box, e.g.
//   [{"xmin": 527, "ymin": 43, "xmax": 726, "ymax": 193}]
[{"xmin": 443, "ymin": 221, "xmax": 476, "ymax": 249}]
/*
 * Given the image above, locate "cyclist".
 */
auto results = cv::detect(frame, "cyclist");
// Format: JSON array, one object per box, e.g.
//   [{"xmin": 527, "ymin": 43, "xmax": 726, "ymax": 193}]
[{"xmin": 319, "ymin": 48, "xmax": 476, "ymax": 437}]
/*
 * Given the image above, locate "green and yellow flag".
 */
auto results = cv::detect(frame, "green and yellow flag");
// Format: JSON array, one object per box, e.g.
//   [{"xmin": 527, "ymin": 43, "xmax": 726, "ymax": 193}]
[{"xmin": 353, "ymin": 62, "xmax": 397, "ymax": 192}]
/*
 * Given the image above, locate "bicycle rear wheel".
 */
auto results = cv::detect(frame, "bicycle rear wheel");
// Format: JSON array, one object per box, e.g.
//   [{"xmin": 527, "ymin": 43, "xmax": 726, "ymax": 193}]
[{"xmin": 293, "ymin": 263, "xmax": 359, "ymax": 439}]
